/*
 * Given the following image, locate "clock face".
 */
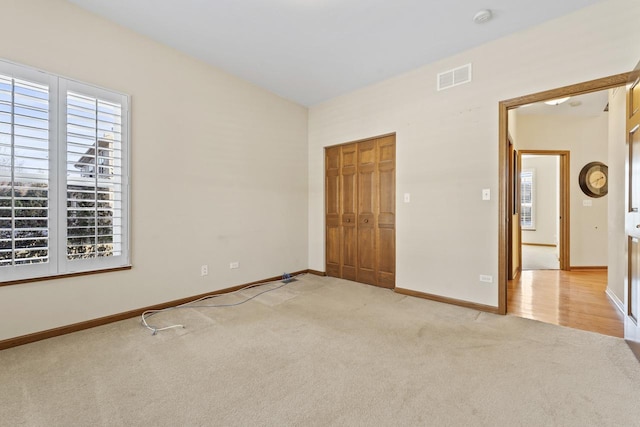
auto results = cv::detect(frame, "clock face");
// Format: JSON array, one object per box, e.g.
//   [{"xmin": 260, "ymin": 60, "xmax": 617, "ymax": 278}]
[
  {"xmin": 589, "ymin": 170, "xmax": 606, "ymax": 189},
  {"xmin": 579, "ymin": 162, "xmax": 608, "ymax": 198}
]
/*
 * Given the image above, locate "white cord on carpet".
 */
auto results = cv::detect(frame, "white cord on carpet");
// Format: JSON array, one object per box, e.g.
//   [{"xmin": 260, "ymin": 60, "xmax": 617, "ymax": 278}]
[{"xmin": 141, "ymin": 273, "xmax": 303, "ymax": 335}]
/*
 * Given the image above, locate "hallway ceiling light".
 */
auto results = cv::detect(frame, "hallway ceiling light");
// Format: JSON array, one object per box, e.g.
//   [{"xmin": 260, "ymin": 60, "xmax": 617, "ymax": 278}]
[{"xmin": 544, "ymin": 97, "xmax": 571, "ymax": 106}]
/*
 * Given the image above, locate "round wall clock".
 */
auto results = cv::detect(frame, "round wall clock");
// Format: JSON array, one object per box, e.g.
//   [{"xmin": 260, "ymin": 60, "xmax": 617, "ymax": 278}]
[{"xmin": 578, "ymin": 161, "xmax": 608, "ymax": 198}]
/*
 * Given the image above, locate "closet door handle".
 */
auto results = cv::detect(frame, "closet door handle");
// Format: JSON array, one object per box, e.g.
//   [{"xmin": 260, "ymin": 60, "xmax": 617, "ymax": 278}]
[
  {"xmin": 364, "ymin": 219, "xmax": 369, "ymax": 223},
  {"xmin": 346, "ymin": 219, "xmax": 351, "ymax": 223}
]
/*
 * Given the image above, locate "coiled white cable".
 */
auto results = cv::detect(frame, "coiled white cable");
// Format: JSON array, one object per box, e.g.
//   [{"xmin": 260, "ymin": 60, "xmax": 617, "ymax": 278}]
[{"xmin": 141, "ymin": 273, "xmax": 303, "ymax": 335}]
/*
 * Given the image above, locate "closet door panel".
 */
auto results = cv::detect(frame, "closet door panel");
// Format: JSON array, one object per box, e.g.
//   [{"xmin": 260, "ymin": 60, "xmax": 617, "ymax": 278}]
[
  {"xmin": 357, "ymin": 140, "xmax": 377, "ymax": 285},
  {"xmin": 325, "ymin": 146, "xmax": 341, "ymax": 278},
  {"xmin": 377, "ymin": 136, "xmax": 396, "ymax": 288},
  {"xmin": 341, "ymin": 144, "xmax": 358, "ymax": 281}
]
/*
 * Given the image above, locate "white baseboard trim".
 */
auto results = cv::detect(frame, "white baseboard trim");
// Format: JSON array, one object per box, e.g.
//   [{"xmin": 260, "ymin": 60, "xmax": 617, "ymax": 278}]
[{"xmin": 605, "ymin": 288, "xmax": 625, "ymax": 315}]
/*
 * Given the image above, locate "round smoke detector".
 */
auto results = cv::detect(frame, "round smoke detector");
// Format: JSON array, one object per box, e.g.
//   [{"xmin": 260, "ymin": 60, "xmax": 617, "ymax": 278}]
[{"xmin": 473, "ymin": 9, "xmax": 493, "ymax": 24}]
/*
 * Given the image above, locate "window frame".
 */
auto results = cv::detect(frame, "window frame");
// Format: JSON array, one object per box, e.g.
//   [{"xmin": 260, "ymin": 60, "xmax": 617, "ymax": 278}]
[{"xmin": 0, "ymin": 59, "xmax": 130, "ymax": 284}]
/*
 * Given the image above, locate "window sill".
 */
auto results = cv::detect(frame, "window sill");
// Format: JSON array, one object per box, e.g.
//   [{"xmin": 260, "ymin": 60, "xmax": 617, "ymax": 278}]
[{"xmin": 0, "ymin": 265, "xmax": 132, "ymax": 287}]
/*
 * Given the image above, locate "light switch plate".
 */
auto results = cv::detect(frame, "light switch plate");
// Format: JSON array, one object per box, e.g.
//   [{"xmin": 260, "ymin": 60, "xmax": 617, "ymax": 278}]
[
  {"xmin": 404, "ymin": 193, "xmax": 411, "ymax": 203},
  {"xmin": 482, "ymin": 189, "xmax": 490, "ymax": 201}
]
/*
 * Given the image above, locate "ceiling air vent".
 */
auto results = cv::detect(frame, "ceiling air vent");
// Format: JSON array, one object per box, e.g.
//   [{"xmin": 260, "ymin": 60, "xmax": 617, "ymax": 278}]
[{"xmin": 437, "ymin": 63, "xmax": 472, "ymax": 91}]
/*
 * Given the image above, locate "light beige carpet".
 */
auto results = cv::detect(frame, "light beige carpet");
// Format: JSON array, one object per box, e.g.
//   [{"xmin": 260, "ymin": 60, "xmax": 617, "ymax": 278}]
[
  {"xmin": 522, "ymin": 244, "xmax": 559, "ymax": 270},
  {"xmin": 1, "ymin": 275, "xmax": 639, "ymax": 426}
]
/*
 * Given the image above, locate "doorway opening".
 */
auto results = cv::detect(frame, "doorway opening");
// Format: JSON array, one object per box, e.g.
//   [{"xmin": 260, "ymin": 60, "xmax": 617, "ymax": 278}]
[
  {"xmin": 518, "ymin": 151, "xmax": 569, "ymax": 272},
  {"xmin": 521, "ymin": 155, "xmax": 560, "ymax": 271},
  {"xmin": 498, "ymin": 73, "xmax": 631, "ymax": 337}
]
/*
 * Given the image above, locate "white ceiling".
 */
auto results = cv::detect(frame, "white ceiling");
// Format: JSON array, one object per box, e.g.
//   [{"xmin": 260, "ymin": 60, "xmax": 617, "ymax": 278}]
[
  {"xmin": 516, "ymin": 90, "xmax": 610, "ymax": 117},
  {"xmin": 66, "ymin": 0, "xmax": 605, "ymax": 106}
]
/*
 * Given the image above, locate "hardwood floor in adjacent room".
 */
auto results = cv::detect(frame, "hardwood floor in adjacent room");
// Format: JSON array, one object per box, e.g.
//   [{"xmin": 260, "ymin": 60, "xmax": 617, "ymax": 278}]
[{"xmin": 507, "ymin": 269, "xmax": 624, "ymax": 338}]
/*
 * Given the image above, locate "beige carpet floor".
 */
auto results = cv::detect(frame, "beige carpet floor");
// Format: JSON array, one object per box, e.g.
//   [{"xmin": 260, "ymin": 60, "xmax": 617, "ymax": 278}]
[
  {"xmin": 522, "ymin": 245, "xmax": 559, "ymax": 270},
  {"xmin": 1, "ymin": 275, "xmax": 639, "ymax": 426}
]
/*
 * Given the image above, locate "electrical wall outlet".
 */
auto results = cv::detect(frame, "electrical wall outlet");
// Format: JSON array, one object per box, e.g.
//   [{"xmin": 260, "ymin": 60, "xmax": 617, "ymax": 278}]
[
  {"xmin": 479, "ymin": 274, "xmax": 493, "ymax": 283},
  {"xmin": 230, "ymin": 262, "xmax": 239, "ymax": 269},
  {"xmin": 201, "ymin": 265, "xmax": 208, "ymax": 276}
]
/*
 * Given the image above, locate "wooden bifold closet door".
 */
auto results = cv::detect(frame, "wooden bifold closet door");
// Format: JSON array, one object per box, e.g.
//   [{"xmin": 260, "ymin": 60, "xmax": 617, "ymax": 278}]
[{"xmin": 325, "ymin": 135, "xmax": 395, "ymax": 288}]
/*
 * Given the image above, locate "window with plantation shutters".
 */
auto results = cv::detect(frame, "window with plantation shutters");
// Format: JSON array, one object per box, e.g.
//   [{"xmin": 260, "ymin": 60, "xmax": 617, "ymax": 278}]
[
  {"xmin": 520, "ymin": 169, "xmax": 535, "ymax": 230},
  {"xmin": 66, "ymin": 92, "xmax": 123, "ymax": 261},
  {"xmin": 0, "ymin": 76, "xmax": 50, "ymax": 267},
  {"xmin": 0, "ymin": 59, "xmax": 129, "ymax": 283}
]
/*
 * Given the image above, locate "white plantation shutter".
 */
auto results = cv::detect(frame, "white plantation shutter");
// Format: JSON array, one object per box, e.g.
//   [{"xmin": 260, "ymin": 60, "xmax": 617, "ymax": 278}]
[
  {"xmin": 0, "ymin": 59, "xmax": 129, "ymax": 282},
  {"xmin": 60, "ymin": 81, "xmax": 128, "ymax": 273},
  {"xmin": 65, "ymin": 91, "xmax": 124, "ymax": 262},
  {"xmin": 0, "ymin": 65, "xmax": 57, "ymax": 281},
  {"xmin": 520, "ymin": 169, "xmax": 535, "ymax": 229},
  {"xmin": 0, "ymin": 75, "xmax": 51, "ymax": 267}
]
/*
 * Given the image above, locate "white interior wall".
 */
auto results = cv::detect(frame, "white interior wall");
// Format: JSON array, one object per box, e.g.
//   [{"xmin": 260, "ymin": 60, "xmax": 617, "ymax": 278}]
[
  {"xmin": 508, "ymin": 109, "xmax": 518, "ymax": 142},
  {"xmin": 608, "ymin": 87, "xmax": 627, "ymax": 305},
  {"xmin": 0, "ymin": 0, "xmax": 309, "ymax": 341},
  {"xmin": 521, "ymin": 156, "xmax": 558, "ymax": 246},
  {"xmin": 515, "ymin": 114, "xmax": 608, "ymax": 267},
  {"xmin": 308, "ymin": 0, "xmax": 639, "ymax": 306}
]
